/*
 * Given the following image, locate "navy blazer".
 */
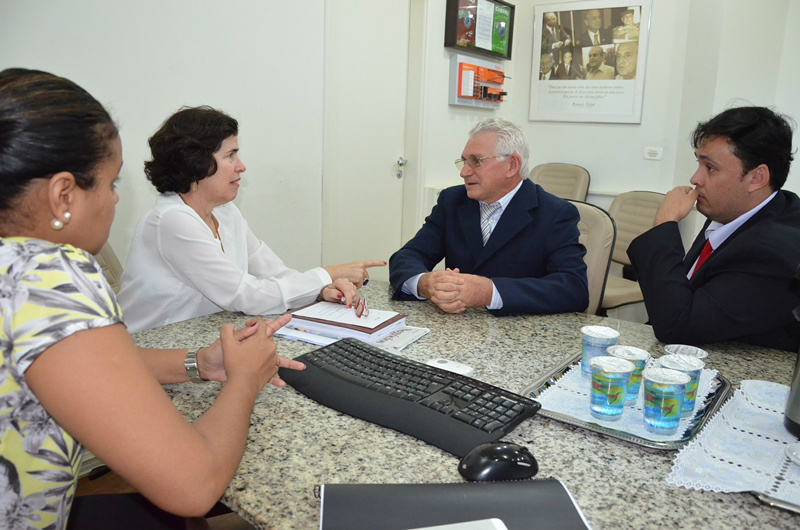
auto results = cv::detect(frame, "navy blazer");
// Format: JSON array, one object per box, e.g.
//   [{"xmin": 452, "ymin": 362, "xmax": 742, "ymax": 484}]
[
  {"xmin": 628, "ymin": 190, "xmax": 800, "ymax": 352},
  {"xmin": 389, "ymin": 179, "xmax": 589, "ymax": 316}
]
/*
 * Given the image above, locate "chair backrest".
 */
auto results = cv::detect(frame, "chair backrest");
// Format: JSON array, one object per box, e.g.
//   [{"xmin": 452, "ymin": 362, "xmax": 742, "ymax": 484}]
[
  {"xmin": 529, "ymin": 163, "xmax": 590, "ymax": 201},
  {"xmin": 568, "ymin": 200, "xmax": 616, "ymax": 315},
  {"xmin": 93, "ymin": 242, "xmax": 124, "ymax": 294},
  {"xmin": 607, "ymin": 191, "xmax": 666, "ymax": 266}
]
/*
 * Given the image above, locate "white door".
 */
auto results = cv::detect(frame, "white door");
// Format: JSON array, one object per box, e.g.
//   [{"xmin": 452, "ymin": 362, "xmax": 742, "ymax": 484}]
[{"xmin": 322, "ymin": 0, "xmax": 411, "ymax": 281}]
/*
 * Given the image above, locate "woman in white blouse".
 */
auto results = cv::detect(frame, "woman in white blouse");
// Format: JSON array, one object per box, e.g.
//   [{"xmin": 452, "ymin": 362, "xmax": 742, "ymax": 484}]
[{"xmin": 118, "ymin": 106, "xmax": 384, "ymax": 332}]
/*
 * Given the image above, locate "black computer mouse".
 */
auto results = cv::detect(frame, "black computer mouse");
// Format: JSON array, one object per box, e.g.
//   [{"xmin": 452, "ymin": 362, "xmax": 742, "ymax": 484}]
[{"xmin": 458, "ymin": 442, "xmax": 538, "ymax": 481}]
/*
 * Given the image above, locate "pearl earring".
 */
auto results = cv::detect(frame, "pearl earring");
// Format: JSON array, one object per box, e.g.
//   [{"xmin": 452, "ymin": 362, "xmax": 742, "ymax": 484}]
[
  {"xmin": 50, "ymin": 211, "xmax": 71, "ymax": 231},
  {"xmin": 191, "ymin": 181, "xmax": 199, "ymax": 192}
]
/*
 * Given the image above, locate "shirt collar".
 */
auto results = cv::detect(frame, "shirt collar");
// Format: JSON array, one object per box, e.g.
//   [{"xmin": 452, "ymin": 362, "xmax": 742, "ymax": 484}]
[
  {"xmin": 480, "ymin": 179, "xmax": 524, "ymax": 214},
  {"xmin": 705, "ymin": 191, "xmax": 777, "ymax": 248}
]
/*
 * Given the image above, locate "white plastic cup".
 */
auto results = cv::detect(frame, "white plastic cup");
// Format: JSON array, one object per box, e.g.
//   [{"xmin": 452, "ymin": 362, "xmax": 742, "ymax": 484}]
[
  {"xmin": 607, "ymin": 345, "xmax": 650, "ymax": 406},
  {"xmin": 656, "ymin": 354, "xmax": 705, "ymax": 417},
  {"xmin": 664, "ymin": 344, "xmax": 708, "ymax": 360},
  {"xmin": 642, "ymin": 367, "xmax": 691, "ymax": 435},
  {"xmin": 580, "ymin": 326, "xmax": 620, "ymax": 376}
]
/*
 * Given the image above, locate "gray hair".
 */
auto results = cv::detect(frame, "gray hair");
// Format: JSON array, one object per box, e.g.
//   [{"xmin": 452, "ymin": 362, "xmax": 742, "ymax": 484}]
[{"xmin": 468, "ymin": 118, "xmax": 530, "ymax": 178}]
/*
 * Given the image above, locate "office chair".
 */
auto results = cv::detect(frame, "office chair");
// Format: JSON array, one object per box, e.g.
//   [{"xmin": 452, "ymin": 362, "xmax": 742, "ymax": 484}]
[
  {"xmin": 93, "ymin": 241, "xmax": 124, "ymax": 294},
  {"xmin": 567, "ymin": 200, "xmax": 616, "ymax": 315},
  {"xmin": 530, "ymin": 163, "xmax": 590, "ymax": 201},
  {"xmin": 600, "ymin": 191, "xmax": 666, "ymax": 312}
]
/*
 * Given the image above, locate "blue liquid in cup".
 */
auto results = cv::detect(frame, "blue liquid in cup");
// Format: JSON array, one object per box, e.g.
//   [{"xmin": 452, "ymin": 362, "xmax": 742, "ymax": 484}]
[
  {"xmin": 643, "ymin": 369, "xmax": 689, "ymax": 435},
  {"xmin": 623, "ymin": 358, "xmax": 647, "ymax": 406},
  {"xmin": 589, "ymin": 357, "xmax": 633, "ymax": 422},
  {"xmin": 678, "ymin": 368, "xmax": 702, "ymax": 417},
  {"xmin": 657, "ymin": 354, "xmax": 705, "ymax": 418},
  {"xmin": 607, "ymin": 345, "xmax": 650, "ymax": 407}
]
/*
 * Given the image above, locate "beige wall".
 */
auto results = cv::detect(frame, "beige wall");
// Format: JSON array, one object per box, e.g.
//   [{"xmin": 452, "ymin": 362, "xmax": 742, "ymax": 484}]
[
  {"xmin": 2, "ymin": 0, "xmax": 799, "ymax": 263},
  {"xmin": 0, "ymin": 0, "xmax": 325, "ymax": 269}
]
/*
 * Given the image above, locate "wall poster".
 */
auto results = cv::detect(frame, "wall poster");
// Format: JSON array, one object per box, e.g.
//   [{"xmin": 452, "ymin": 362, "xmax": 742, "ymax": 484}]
[{"xmin": 529, "ymin": 1, "xmax": 652, "ymax": 123}]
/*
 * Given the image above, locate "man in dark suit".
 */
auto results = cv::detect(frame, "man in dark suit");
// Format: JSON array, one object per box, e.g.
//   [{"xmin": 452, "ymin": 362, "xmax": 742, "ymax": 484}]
[
  {"xmin": 555, "ymin": 50, "xmax": 583, "ymax": 80},
  {"xmin": 628, "ymin": 106, "xmax": 800, "ymax": 352},
  {"xmin": 576, "ymin": 9, "xmax": 612, "ymax": 48},
  {"xmin": 541, "ymin": 12, "xmax": 571, "ymax": 58},
  {"xmin": 389, "ymin": 118, "xmax": 588, "ymax": 316}
]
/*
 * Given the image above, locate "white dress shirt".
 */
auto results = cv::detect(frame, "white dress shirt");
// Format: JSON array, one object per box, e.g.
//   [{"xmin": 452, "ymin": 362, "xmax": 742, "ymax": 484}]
[
  {"xmin": 402, "ymin": 180, "xmax": 524, "ymax": 310},
  {"xmin": 118, "ymin": 193, "xmax": 331, "ymax": 332}
]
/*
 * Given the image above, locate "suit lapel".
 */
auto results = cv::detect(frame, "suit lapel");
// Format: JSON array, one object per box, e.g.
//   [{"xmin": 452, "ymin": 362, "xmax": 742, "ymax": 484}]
[
  {"xmin": 474, "ymin": 180, "xmax": 538, "ymax": 269},
  {"xmin": 684, "ymin": 221, "xmax": 710, "ymax": 266},
  {"xmin": 685, "ymin": 191, "xmax": 787, "ymax": 273},
  {"xmin": 728, "ymin": 190, "xmax": 786, "ymax": 241},
  {"xmin": 459, "ymin": 200, "xmax": 484, "ymax": 261}
]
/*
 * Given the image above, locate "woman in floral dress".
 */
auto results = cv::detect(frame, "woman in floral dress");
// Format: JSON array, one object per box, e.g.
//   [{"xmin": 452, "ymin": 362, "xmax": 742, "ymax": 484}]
[{"xmin": 0, "ymin": 68, "xmax": 304, "ymax": 529}]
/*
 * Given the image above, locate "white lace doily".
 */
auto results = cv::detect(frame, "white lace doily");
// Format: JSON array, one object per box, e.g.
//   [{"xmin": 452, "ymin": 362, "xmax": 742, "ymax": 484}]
[
  {"xmin": 536, "ymin": 364, "xmax": 719, "ymax": 442},
  {"xmin": 667, "ymin": 380, "xmax": 800, "ymax": 508}
]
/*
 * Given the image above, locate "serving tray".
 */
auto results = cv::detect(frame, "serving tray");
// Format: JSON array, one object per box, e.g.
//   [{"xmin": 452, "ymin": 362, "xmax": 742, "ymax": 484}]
[
  {"xmin": 522, "ymin": 353, "xmax": 731, "ymax": 451},
  {"xmin": 753, "ymin": 492, "xmax": 800, "ymax": 515}
]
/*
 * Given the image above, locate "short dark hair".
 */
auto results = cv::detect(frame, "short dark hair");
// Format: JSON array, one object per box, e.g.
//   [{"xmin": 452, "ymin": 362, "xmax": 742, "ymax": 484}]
[
  {"xmin": 691, "ymin": 106, "xmax": 795, "ymax": 190},
  {"xmin": 0, "ymin": 68, "xmax": 118, "ymax": 212},
  {"xmin": 144, "ymin": 106, "xmax": 238, "ymax": 194}
]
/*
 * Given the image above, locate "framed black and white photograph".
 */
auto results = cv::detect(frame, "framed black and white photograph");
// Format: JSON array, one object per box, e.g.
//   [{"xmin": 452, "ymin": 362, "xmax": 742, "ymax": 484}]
[{"xmin": 529, "ymin": 0, "xmax": 652, "ymax": 123}]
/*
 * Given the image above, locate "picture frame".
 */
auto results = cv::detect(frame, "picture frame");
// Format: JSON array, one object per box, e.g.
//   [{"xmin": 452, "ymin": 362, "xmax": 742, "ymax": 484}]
[
  {"xmin": 444, "ymin": 0, "xmax": 515, "ymax": 61},
  {"xmin": 529, "ymin": 0, "xmax": 652, "ymax": 123}
]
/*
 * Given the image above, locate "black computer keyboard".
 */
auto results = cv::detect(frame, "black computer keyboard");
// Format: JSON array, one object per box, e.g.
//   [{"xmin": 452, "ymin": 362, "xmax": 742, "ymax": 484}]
[{"xmin": 278, "ymin": 338, "xmax": 541, "ymax": 457}]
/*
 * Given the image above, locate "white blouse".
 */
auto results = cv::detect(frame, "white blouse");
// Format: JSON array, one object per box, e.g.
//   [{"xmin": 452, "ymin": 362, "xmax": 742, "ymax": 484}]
[{"xmin": 117, "ymin": 193, "xmax": 330, "ymax": 332}]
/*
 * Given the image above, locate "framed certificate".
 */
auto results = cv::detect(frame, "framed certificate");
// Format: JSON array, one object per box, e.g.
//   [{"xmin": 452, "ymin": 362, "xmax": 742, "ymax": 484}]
[{"xmin": 529, "ymin": 0, "xmax": 652, "ymax": 123}]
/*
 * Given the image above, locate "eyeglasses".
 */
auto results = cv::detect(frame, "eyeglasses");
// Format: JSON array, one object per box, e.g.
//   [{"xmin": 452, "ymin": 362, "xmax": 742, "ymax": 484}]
[{"xmin": 454, "ymin": 154, "xmax": 511, "ymax": 171}]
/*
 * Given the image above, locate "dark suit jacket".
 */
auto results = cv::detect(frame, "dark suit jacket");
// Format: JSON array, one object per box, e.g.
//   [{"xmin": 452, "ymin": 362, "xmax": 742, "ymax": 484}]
[
  {"xmin": 555, "ymin": 63, "xmax": 583, "ymax": 80},
  {"xmin": 541, "ymin": 25, "xmax": 571, "ymax": 53},
  {"xmin": 389, "ymin": 179, "xmax": 589, "ymax": 316},
  {"xmin": 576, "ymin": 28, "xmax": 612, "ymax": 47},
  {"xmin": 539, "ymin": 67, "xmax": 556, "ymax": 81},
  {"xmin": 628, "ymin": 190, "xmax": 800, "ymax": 352}
]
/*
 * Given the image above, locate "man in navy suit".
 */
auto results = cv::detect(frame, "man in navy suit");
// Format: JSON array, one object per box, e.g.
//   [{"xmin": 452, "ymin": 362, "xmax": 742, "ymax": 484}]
[
  {"xmin": 389, "ymin": 118, "xmax": 588, "ymax": 316},
  {"xmin": 629, "ymin": 107, "xmax": 800, "ymax": 352}
]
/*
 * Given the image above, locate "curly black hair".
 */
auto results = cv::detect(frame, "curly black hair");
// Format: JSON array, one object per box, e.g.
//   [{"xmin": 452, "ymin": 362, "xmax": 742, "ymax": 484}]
[{"xmin": 144, "ymin": 106, "xmax": 238, "ymax": 194}]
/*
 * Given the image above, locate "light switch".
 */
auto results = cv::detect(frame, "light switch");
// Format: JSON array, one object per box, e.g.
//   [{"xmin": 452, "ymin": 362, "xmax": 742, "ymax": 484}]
[{"xmin": 644, "ymin": 146, "xmax": 663, "ymax": 160}]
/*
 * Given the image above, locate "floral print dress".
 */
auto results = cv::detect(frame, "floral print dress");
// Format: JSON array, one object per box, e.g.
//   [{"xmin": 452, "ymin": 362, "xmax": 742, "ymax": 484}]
[{"xmin": 0, "ymin": 238, "xmax": 123, "ymax": 530}]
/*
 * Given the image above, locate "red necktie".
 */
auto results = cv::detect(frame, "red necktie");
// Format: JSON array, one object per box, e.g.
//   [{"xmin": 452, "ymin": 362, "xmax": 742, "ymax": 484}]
[{"xmin": 692, "ymin": 240, "xmax": 713, "ymax": 277}]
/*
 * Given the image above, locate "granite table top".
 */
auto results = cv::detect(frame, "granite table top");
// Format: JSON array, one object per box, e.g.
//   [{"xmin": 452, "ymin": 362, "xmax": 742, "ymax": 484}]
[{"xmin": 131, "ymin": 281, "xmax": 800, "ymax": 530}]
